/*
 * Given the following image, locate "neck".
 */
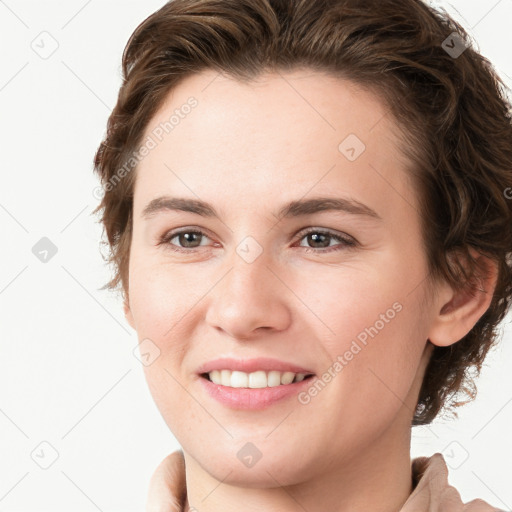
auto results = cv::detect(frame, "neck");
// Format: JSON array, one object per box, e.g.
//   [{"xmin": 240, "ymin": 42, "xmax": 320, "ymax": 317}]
[{"xmin": 182, "ymin": 414, "xmax": 413, "ymax": 512}]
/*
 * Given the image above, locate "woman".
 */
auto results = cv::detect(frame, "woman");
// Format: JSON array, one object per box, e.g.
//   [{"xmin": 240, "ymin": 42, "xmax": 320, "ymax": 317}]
[{"xmin": 93, "ymin": 0, "xmax": 512, "ymax": 510}]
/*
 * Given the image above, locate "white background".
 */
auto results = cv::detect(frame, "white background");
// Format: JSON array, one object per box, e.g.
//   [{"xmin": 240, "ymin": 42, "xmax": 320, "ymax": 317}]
[{"xmin": 0, "ymin": 0, "xmax": 511, "ymax": 510}]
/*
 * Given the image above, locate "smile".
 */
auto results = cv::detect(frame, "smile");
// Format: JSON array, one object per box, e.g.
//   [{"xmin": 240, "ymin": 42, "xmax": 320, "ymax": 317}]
[
  {"xmin": 203, "ymin": 369, "xmax": 313, "ymax": 388},
  {"xmin": 196, "ymin": 357, "xmax": 316, "ymax": 409}
]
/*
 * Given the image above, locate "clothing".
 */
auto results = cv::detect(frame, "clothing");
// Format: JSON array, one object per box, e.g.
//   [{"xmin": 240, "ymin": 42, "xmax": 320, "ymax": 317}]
[
  {"xmin": 402, "ymin": 453, "xmax": 503, "ymax": 511},
  {"xmin": 146, "ymin": 451, "xmax": 504, "ymax": 512}
]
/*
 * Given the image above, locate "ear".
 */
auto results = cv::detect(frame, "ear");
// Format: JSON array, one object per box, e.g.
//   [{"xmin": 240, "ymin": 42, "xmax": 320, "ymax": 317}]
[
  {"xmin": 427, "ymin": 248, "xmax": 498, "ymax": 347},
  {"xmin": 124, "ymin": 295, "xmax": 136, "ymax": 330}
]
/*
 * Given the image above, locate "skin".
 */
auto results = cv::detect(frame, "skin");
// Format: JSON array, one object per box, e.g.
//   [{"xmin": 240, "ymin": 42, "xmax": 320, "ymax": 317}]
[{"xmin": 123, "ymin": 68, "xmax": 497, "ymax": 512}]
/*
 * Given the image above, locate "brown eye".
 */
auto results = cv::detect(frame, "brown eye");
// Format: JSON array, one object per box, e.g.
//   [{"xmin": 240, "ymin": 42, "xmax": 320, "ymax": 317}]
[
  {"xmin": 304, "ymin": 232, "xmax": 331, "ymax": 249},
  {"xmin": 173, "ymin": 231, "xmax": 204, "ymax": 248},
  {"xmin": 297, "ymin": 229, "xmax": 357, "ymax": 253},
  {"xmin": 159, "ymin": 229, "xmax": 212, "ymax": 253}
]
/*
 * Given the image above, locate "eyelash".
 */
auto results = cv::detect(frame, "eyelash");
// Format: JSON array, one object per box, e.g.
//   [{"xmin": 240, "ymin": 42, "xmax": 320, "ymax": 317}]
[{"xmin": 157, "ymin": 227, "xmax": 358, "ymax": 254}]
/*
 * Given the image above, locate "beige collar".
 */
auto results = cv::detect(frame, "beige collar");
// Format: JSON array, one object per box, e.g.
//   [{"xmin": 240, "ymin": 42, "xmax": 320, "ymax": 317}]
[{"xmin": 401, "ymin": 453, "xmax": 500, "ymax": 511}]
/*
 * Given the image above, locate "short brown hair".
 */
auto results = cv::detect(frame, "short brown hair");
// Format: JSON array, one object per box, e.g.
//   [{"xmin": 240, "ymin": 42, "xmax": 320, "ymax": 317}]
[{"xmin": 93, "ymin": 0, "xmax": 512, "ymax": 425}]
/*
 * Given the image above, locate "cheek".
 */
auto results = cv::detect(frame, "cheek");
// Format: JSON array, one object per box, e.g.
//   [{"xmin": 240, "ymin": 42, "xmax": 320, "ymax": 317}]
[
  {"xmin": 291, "ymin": 299, "xmax": 428, "ymax": 470},
  {"xmin": 317, "ymin": 283, "xmax": 428, "ymax": 427},
  {"xmin": 128, "ymin": 252, "xmax": 203, "ymax": 343},
  {"xmin": 127, "ymin": 250, "xmax": 233, "ymax": 413},
  {"xmin": 288, "ymin": 258, "xmax": 411, "ymax": 354},
  {"xmin": 128, "ymin": 259, "xmax": 198, "ymax": 415},
  {"xmin": 293, "ymin": 251, "xmax": 429, "ymax": 412}
]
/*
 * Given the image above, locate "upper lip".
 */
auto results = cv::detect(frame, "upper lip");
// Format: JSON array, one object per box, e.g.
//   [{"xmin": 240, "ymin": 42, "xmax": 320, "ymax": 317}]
[{"xmin": 197, "ymin": 357, "xmax": 315, "ymax": 375}]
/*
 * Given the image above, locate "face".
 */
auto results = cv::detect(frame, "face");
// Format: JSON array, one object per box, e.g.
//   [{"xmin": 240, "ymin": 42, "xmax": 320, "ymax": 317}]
[{"xmin": 125, "ymin": 68, "xmax": 438, "ymax": 486}]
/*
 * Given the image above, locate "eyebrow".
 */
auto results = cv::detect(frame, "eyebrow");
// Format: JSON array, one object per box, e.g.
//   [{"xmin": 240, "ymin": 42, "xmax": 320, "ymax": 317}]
[{"xmin": 141, "ymin": 195, "xmax": 382, "ymax": 221}]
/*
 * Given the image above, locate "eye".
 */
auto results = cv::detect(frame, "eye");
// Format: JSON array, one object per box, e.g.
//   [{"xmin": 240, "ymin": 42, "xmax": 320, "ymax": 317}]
[
  {"xmin": 158, "ymin": 228, "xmax": 213, "ymax": 253},
  {"xmin": 295, "ymin": 228, "xmax": 358, "ymax": 253},
  {"xmin": 158, "ymin": 227, "xmax": 358, "ymax": 254}
]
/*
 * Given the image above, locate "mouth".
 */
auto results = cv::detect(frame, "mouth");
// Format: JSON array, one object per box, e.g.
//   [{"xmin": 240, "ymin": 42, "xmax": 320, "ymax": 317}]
[
  {"xmin": 196, "ymin": 358, "xmax": 316, "ymax": 409},
  {"xmin": 200, "ymin": 369, "xmax": 315, "ymax": 389}
]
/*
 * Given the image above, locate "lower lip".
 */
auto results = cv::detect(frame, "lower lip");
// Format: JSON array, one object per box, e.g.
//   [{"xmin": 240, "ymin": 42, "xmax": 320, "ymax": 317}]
[{"xmin": 199, "ymin": 376, "xmax": 314, "ymax": 410}]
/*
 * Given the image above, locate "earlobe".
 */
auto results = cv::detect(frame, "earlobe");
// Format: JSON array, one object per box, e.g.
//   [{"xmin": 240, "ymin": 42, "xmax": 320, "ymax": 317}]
[{"xmin": 427, "ymin": 250, "xmax": 498, "ymax": 348}]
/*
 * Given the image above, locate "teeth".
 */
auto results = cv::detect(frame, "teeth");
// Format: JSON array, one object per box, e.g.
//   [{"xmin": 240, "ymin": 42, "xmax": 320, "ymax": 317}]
[
  {"xmin": 249, "ymin": 370, "xmax": 267, "ymax": 388},
  {"xmin": 210, "ymin": 370, "xmax": 222, "ymax": 385},
  {"xmin": 221, "ymin": 369, "xmax": 231, "ymax": 386},
  {"xmin": 231, "ymin": 371, "xmax": 248, "ymax": 388},
  {"xmin": 206, "ymin": 370, "xmax": 309, "ymax": 388},
  {"xmin": 267, "ymin": 370, "xmax": 281, "ymax": 387},
  {"xmin": 281, "ymin": 371, "xmax": 295, "ymax": 385}
]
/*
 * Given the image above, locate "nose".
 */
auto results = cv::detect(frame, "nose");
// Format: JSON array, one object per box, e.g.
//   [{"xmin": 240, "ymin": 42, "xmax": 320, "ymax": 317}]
[{"xmin": 204, "ymin": 249, "xmax": 292, "ymax": 340}]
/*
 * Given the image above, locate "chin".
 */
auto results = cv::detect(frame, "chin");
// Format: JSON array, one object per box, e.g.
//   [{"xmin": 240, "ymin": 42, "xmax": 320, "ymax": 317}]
[{"xmin": 181, "ymin": 431, "xmax": 321, "ymax": 488}]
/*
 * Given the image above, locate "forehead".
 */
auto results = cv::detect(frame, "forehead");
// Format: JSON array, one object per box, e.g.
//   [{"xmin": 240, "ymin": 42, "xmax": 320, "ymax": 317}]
[{"xmin": 133, "ymin": 68, "xmax": 417, "ymax": 223}]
